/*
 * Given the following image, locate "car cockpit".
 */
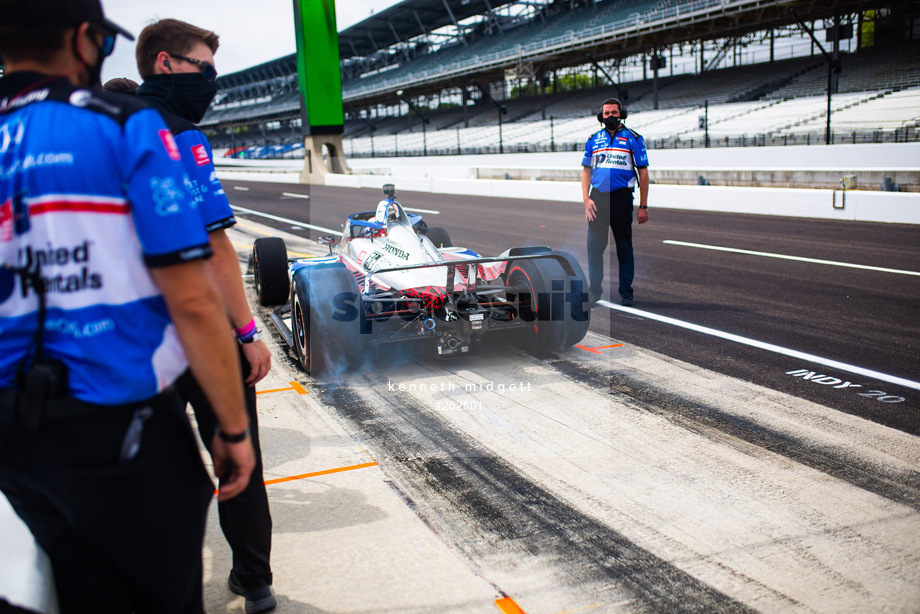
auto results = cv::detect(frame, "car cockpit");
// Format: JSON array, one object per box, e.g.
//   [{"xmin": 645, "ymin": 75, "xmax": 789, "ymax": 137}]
[{"xmin": 345, "ymin": 185, "xmax": 422, "ymax": 241}]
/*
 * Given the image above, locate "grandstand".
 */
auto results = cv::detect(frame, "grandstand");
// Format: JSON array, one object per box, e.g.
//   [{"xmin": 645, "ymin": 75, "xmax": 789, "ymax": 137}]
[{"xmin": 201, "ymin": 0, "xmax": 920, "ymax": 159}]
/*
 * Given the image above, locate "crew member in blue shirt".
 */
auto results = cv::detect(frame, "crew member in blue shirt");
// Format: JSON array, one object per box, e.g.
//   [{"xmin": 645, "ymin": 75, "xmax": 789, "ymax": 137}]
[
  {"xmin": 135, "ymin": 18, "xmax": 276, "ymax": 614},
  {"xmin": 0, "ymin": 1, "xmax": 254, "ymax": 611},
  {"xmin": 582, "ymin": 98, "xmax": 649, "ymax": 306}
]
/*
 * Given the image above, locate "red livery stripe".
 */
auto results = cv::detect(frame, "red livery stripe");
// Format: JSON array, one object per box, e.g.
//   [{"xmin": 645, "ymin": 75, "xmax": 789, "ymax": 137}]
[
  {"xmin": 30, "ymin": 201, "xmax": 130, "ymax": 215},
  {"xmin": 593, "ymin": 146, "xmax": 631, "ymax": 154}
]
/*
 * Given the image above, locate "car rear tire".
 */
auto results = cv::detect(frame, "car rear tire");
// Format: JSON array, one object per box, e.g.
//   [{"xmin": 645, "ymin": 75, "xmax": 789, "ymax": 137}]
[
  {"xmin": 253, "ymin": 237, "xmax": 289, "ymax": 306},
  {"xmin": 506, "ymin": 252, "xmax": 590, "ymax": 351},
  {"xmin": 291, "ymin": 265, "xmax": 368, "ymax": 375},
  {"xmin": 427, "ymin": 227, "xmax": 452, "ymax": 248}
]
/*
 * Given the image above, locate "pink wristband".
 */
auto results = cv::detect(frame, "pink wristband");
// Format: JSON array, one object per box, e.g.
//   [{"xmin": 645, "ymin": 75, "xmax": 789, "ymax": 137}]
[{"xmin": 234, "ymin": 319, "xmax": 256, "ymax": 337}]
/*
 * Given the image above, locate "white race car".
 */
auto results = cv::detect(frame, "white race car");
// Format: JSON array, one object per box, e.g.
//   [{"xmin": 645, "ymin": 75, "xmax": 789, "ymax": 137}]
[{"xmin": 252, "ymin": 185, "xmax": 590, "ymax": 374}]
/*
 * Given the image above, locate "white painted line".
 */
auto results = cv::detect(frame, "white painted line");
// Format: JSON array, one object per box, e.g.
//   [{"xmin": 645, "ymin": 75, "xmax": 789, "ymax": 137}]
[
  {"xmin": 233, "ymin": 186, "xmax": 250, "ymax": 191},
  {"xmin": 282, "ymin": 192, "xmax": 310, "ymax": 199},
  {"xmin": 664, "ymin": 240, "xmax": 920, "ymax": 277},
  {"xmin": 403, "ymin": 206, "xmax": 440, "ymax": 215},
  {"xmin": 598, "ymin": 300, "xmax": 920, "ymax": 392},
  {"xmin": 230, "ymin": 205, "xmax": 342, "ymax": 236}
]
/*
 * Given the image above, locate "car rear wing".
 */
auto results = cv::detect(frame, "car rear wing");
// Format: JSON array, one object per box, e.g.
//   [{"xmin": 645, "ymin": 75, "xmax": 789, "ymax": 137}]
[{"xmin": 363, "ymin": 252, "xmax": 577, "ymax": 295}]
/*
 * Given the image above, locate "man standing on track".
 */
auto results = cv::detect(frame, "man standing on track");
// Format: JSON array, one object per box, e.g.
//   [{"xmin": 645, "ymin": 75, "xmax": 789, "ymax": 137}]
[
  {"xmin": 135, "ymin": 18, "xmax": 276, "ymax": 614},
  {"xmin": 0, "ymin": 1, "xmax": 254, "ymax": 611},
  {"xmin": 582, "ymin": 97, "xmax": 649, "ymax": 306}
]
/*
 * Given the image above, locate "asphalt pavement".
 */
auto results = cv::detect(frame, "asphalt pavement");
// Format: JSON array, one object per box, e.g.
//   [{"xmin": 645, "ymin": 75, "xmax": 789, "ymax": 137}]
[
  {"xmin": 7, "ymin": 179, "xmax": 917, "ymax": 614},
  {"xmin": 222, "ymin": 180, "xmax": 920, "ymax": 433},
  {"xmin": 195, "ymin": 213, "xmax": 920, "ymax": 613}
]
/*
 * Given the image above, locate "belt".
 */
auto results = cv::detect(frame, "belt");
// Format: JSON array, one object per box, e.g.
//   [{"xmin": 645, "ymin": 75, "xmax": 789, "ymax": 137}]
[
  {"xmin": 0, "ymin": 386, "xmax": 177, "ymax": 424},
  {"xmin": 591, "ymin": 187, "xmax": 632, "ymax": 195}
]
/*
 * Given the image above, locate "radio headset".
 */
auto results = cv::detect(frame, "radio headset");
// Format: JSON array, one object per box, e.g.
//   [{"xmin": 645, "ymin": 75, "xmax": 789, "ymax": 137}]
[
  {"xmin": 596, "ymin": 98, "xmax": 627, "ymax": 123},
  {"xmin": 594, "ymin": 98, "xmax": 640, "ymax": 185}
]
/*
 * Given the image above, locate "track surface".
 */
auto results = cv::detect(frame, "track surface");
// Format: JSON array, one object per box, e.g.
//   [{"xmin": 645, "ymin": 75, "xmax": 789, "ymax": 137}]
[
  {"xmin": 226, "ymin": 180, "xmax": 920, "ymax": 434},
  {"xmin": 221, "ymin": 191, "xmax": 920, "ymax": 613}
]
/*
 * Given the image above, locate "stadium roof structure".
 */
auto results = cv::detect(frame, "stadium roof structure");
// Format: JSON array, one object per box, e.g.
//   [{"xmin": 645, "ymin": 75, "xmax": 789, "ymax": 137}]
[
  {"xmin": 338, "ymin": 0, "xmax": 519, "ymax": 59},
  {"xmin": 213, "ymin": 55, "xmax": 298, "ymax": 92},
  {"xmin": 342, "ymin": 0, "xmax": 884, "ymax": 106},
  {"xmin": 204, "ymin": 0, "xmax": 520, "ymax": 127},
  {"xmin": 202, "ymin": 0, "xmax": 893, "ymax": 128},
  {"xmin": 202, "ymin": 55, "xmax": 300, "ymax": 127}
]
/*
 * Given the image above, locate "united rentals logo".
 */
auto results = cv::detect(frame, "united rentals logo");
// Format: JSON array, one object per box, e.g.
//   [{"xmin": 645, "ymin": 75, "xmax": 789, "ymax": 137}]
[{"xmin": 14, "ymin": 241, "xmax": 102, "ymax": 297}]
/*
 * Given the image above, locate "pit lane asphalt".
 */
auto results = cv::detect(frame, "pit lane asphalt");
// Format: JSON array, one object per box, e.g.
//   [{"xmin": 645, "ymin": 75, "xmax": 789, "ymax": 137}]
[
  {"xmin": 223, "ymin": 179, "xmax": 920, "ymax": 434},
  {"xmin": 201, "ymin": 212, "xmax": 920, "ymax": 613}
]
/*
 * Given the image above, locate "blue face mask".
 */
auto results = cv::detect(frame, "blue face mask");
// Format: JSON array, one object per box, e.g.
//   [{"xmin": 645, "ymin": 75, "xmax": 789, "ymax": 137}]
[{"xmin": 136, "ymin": 73, "xmax": 218, "ymax": 124}]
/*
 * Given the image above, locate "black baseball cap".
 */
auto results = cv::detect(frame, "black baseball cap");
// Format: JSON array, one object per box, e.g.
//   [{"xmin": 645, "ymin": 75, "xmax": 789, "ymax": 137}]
[{"xmin": 0, "ymin": 0, "xmax": 134, "ymax": 41}]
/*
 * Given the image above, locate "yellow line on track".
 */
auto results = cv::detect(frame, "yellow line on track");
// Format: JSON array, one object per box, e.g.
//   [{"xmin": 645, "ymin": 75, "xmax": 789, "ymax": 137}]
[
  {"xmin": 231, "ymin": 222, "xmax": 318, "ymax": 258},
  {"xmin": 232, "ymin": 240, "xmax": 314, "ymax": 259},
  {"xmin": 234, "ymin": 221, "xmax": 274, "ymax": 236}
]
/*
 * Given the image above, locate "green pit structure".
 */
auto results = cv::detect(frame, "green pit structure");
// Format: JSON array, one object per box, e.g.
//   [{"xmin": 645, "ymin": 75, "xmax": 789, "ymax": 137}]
[{"xmin": 293, "ymin": 0, "xmax": 352, "ymax": 182}]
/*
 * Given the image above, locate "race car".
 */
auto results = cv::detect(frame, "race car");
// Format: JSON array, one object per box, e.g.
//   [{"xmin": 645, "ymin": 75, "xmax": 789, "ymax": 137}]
[{"xmin": 251, "ymin": 184, "xmax": 590, "ymax": 374}]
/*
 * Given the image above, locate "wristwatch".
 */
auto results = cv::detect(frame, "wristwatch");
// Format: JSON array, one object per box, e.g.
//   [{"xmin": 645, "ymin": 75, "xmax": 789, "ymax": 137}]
[
  {"xmin": 217, "ymin": 426, "xmax": 250, "ymax": 443},
  {"xmin": 639, "ymin": 205, "xmax": 648, "ymax": 209}
]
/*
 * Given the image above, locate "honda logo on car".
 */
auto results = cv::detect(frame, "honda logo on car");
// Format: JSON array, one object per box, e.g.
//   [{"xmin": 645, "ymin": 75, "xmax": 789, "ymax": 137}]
[{"xmin": 382, "ymin": 243, "xmax": 409, "ymax": 260}]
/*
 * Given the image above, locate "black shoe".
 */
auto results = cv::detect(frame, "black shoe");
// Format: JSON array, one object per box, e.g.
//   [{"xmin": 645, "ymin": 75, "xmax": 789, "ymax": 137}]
[
  {"xmin": 229, "ymin": 573, "xmax": 276, "ymax": 613},
  {"xmin": 621, "ymin": 295, "xmax": 634, "ymax": 307}
]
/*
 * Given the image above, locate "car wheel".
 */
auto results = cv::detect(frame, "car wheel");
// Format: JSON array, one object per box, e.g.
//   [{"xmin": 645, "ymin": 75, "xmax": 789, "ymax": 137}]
[
  {"xmin": 506, "ymin": 252, "xmax": 590, "ymax": 351},
  {"xmin": 291, "ymin": 266, "xmax": 368, "ymax": 376},
  {"xmin": 253, "ymin": 237, "xmax": 289, "ymax": 306},
  {"xmin": 291, "ymin": 285, "xmax": 311, "ymax": 372},
  {"xmin": 427, "ymin": 227, "xmax": 452, "ymax": 248}
]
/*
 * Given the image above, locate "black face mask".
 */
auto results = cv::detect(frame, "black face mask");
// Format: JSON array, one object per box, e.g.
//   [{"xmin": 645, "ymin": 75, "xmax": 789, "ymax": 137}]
[
  {"xmin": 603, "ymin": 116, "xmax": 621, "ymax": 132},
  {"xmin": 136, "ymin": 73, "xmax": 218, "ymax": 124},
  {"xmin": 72, "ymin": 31, "xmax": 105, "ymax": 87}
]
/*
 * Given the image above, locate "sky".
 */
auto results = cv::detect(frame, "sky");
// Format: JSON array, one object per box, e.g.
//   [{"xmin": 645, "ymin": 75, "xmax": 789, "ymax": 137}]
[{"xmin": 101, "ymin": 0, "xmax": 400, "ymax": 85}]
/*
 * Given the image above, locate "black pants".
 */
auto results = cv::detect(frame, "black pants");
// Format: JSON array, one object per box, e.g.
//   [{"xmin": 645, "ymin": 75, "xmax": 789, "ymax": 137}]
[
  {"xmin": 587, "ymin": 187, "xmax": 635, "ymax": 300},
  {"xmin": 0, "ymin": 389, "xmax": 213, "ymax": 613},
  {"xmin": 176, "ymin": 346, "xmax": 273, "ymax": 591}
]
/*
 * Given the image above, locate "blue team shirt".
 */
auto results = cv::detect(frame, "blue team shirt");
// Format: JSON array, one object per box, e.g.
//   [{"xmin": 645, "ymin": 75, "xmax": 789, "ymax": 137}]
[
  {"xmin": 152, "ymin": 109, "xmax": 235, "ymax": 233},
  {"xmin": 0, "ymin": 73, "xmax": 212, "ymax": 406},
  {"xmin": 581, "ymin": 126, "xmax": 649, "ymax": 192}
]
